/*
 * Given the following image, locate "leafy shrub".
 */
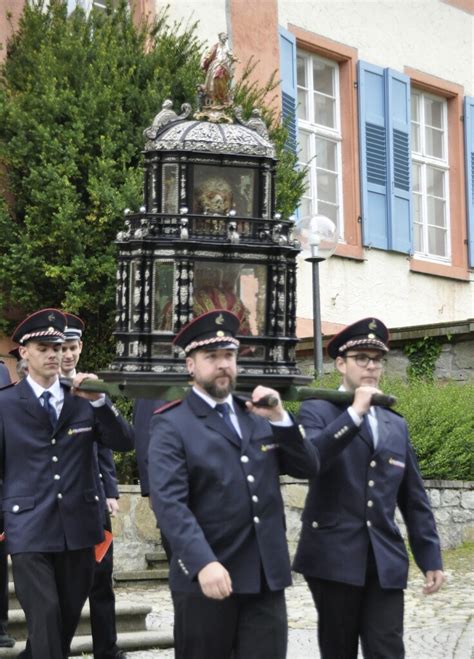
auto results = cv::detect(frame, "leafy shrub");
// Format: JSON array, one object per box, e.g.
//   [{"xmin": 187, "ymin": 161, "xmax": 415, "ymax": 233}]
[{"xmin": 285, "ymin": 376, "xmax": 474, "ymax": 481}]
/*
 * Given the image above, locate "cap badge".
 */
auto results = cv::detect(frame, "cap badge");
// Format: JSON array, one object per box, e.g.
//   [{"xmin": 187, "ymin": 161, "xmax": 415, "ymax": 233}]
[
  {"xmin": 48, "ymin": 313, "xmax": 56, "ymax": 322},
  {"xmin": 368, "ymin": 333, "xmax": 375, "ymax": 339},
  {"xmin": 216, "ymin": 330, "xmax": 224, "ymax": 337},
  {"xmin": 215, "ymin": 314, "xmax": 224, "ymax": 326},
  {"xmin": 368, "ymin": 319, "xmax": 377, "ymax": 330}
]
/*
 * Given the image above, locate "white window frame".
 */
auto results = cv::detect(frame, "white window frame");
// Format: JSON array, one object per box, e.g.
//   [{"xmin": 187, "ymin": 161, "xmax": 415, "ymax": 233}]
[
  {"xmin": 411, "ymin": 89, "xmax": 451, "ymax": 262},
  {"xmin": 296, "ymin": 50, "xmax": 344, "ymax": 240}
]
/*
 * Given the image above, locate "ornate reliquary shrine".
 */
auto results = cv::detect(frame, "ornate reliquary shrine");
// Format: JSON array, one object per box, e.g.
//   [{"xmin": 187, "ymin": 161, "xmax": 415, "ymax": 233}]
[{"xmin": 109, "ymin": 39, "xmax": 309, "ymax": 389}]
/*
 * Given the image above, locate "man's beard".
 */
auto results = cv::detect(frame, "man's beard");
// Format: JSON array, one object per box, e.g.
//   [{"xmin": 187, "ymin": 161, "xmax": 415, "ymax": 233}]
[{"xmin": 196, "ymin": 371, "xmax": 236, "ymax": 400}]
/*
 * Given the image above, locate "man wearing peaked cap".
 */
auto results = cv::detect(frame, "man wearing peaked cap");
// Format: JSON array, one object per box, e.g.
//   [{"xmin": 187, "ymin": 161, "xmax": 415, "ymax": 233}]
[
  {"xmin": 0, "ymin": 308, "xmax": 134, "ymax": 659},
  {"xmin": 60, "ymin": 312, "xmax": 127, "ymax": 659},
  {"xmin": 293, "ymin": 317, "xmax": 444, "ymax": 659},
  {"xmin": 148, "ymin": 309, "xmax": 320, "ymax": 659}
]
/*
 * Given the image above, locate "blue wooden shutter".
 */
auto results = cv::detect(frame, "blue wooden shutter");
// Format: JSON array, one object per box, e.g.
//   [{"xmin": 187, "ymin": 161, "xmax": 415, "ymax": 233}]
[
  {"xmin": 386, "ymin": 69, "xmax": 412, "ymax": 253},
  {"xmin": 358, "ymin": 61, "xmax": 389, "ymax": 249},
  {"xmin": 464, "ymin": 96, "xmax": 474, "ymax": 267},
  {"xmin": 279, "ymin": 26, "xmax": 297, "ymax": 154}
]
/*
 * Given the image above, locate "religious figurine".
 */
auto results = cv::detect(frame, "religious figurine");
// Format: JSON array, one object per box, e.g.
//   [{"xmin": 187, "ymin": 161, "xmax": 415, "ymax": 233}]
[
  {"xmin": 200, "ymin": 33, "xmax": 237, "ymax": 107},
  {"xmin": 144, "ymin": 100, "xmax": 192, "ymax": 140},
  {"xmin": 194, "ymin": 176, "xmax": 234, "ymax": 215}
]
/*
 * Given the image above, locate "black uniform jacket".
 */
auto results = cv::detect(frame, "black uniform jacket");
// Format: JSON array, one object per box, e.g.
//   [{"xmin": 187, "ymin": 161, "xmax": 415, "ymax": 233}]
[
  {"xmin": 148, "ymin": 390, "xmax": 320, "ymax": 594},
  {"xmin": 0, "ymin": 378, "xmax": 133, "ymax": 555},
  {"xmin": 292, "ymin": 399, "xmax": 442, "ymax": 589}
]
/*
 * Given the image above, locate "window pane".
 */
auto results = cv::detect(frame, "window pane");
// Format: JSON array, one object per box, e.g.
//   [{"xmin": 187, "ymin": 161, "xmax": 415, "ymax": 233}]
[
  {"xmin": 317, "ymin": 170, "xmax": 337, "ymax": 204},
  {"xmin": 313, "ymin": 59, "xmax": 334, "ymax": 96},
  {"xmin": 297, "ymin": 56, "xmax": 306, "ymax": 87},
  {"xmin": 413, "ymin": 221, "xmax": 423, "ymax": 252},
  {"xmin": 427, "ymin": 196, "xmax": 446, "ymax": 228},
  {"xmin": 426, "ymin": 167, "xmax": 445, "ymax": 198},
  {"xmin": 428, "ymin": 226, "xmax": 447, "ymax": 257},
  {"xmin": 424, "ymin": 97, "xmax": 443, "ymax": 128},
  {"xmin": 412, "ymin": 163, "xmax": 421, "ymax": 192},
  {"xmin": 317, "ymin": 201, "xmax": 338, "ymax": 225},
  {"xmin": 411, "ymin": 123, "xmax": 420, "ymax": 153},
  {"xmin": 316, "ymin": 137, "xmax": 336, "ymax": 171},
  {"xmin": 299, "ymin": 131, "xmax": 311, "ymax": 163},
  {"xmin": 412, "ymin": 193, "xmax": 422, "ymax": 223},
  {"xmin": 297, "ymin": 88, "xmax": 308, "ymax": 120},
  {"xmin": 314, "ymin": 93, "xmax": 335, "ymax": 128},
  {"xmin": 425, "ymin": 127, "xmax": 444, "ymax": 159},
  {"xmin": 300, "ymin": 196, "xmax": 312, "ymax": 218},
  {"xmin": 411, "ymin": 92, "xmax": 420, "ymax": 122}
]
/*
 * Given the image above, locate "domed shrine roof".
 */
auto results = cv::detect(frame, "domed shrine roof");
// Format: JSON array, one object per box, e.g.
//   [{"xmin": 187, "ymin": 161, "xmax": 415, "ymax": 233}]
[{"xmin": 144, "ymin": 117, "xmax": 275, "ymax": 159}]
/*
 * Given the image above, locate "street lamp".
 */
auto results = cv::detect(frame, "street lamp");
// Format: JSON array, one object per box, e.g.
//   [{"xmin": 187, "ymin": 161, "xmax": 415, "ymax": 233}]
[{"xmin": 299, "ymin": 215, "xmax": 338, "ymax": 378}]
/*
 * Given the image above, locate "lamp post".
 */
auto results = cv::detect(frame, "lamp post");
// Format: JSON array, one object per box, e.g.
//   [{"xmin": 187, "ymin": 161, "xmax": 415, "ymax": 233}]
[{"xmin": 300, "ymin": 215, "xmax": 338, "ymax": 378}]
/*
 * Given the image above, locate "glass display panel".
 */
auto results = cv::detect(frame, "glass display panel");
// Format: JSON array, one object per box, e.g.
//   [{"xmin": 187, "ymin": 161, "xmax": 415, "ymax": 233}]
[
  {"xmin": 193, "ymin": 261, "xmax": 267, "ymax": 336},
  {"xmin": 192, "ymin": 165, "xmax": 257, "ymax": 218},
  {"xmin": 152, "ymin": 342, "xmax": 174, "ymax": 357},
  {"xmin": 153, "ymin": 261, "xmax": 175, "ymax": 332},
  {"xmin": 162, "ymin": 164, "xmax": 179, "ymax": 214}
]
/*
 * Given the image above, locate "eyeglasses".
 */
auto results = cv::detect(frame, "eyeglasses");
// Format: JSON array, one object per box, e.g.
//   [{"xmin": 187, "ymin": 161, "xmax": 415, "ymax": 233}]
[{"xmin": 345, "ymin": 353, "xmax": 386, "ymax": 368}]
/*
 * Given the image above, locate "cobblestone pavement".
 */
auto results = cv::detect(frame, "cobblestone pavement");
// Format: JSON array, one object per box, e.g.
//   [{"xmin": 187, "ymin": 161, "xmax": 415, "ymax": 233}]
[{"xmin": 104, "ymin": 545, "xmax": 473, "ymax": 658}]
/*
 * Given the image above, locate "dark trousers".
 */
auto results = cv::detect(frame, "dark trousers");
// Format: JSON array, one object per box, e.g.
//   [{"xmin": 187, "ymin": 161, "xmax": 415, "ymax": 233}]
[
  {"xmin": 0, "ymin": 531, "xmax": 8, "ymax": 634},
  {"xmin": 172, "ymin": 589, "xmax": 287, "ymax": 659},
  {"xmin": 89, "ymin": 538, "xmax": 119, "ymax": 659},
  {"xmin": 12, "ymin": 548, "xmax": 95, "ymax": 659},
  {"xmin": 305, "ymin": 550, "xmax": 404, "ymax": 659}
]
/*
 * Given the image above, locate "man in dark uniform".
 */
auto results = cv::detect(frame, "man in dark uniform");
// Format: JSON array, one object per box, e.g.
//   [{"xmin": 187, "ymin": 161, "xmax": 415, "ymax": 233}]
[
  {"xmin": 148, "ymin": 309, "xmax": 320, "ymax": 659},
  {"xmin": 293, "ymin": 317, "xmax": 444, "ymax": 659},
  {"xmin": 0, "ymin": 362, "xmax": 14, "ymax": 649},
  {"xmin": 61, "ymin": 312, "xmax": 127, "ymax": 659},
  {"xmin": 0, "ymin": 308, "xmax": 134, "ymax": 659}
]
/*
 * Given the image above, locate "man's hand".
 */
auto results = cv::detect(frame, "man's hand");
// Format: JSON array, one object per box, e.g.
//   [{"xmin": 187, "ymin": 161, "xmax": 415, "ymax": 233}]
[
  {"xmin": 246, "ymin": 385, "xmax": 285, "ymax": 422},
  {"xmin": 352, "ymin": 386, "xmax": 381, "ymax": 417},
  {"xmin": 423, "ymin": 569, "xmax": 444, "ymax": 594},
  {"xmin": 198, "ymin": 561, "xmax": 232, "ymax": 599},
  {"xmin": 106, "ymin": 498, "xmax": 120, "ymax": 517},
  {"xmin": 71, "ymin": 373, "xmax": 103, "ymax": 402}
]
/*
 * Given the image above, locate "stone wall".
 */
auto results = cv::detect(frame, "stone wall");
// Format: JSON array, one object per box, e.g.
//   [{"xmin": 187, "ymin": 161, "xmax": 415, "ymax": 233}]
[{"xmin": 112, "ymin": 480, "xmax": 474, "ymax": 572}]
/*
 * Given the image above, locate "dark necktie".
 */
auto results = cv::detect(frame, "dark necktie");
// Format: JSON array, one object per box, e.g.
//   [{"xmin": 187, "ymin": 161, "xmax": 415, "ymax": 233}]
[
  {"xmin": 215, "ymin": 402, "xmax": 240, "ymax": 442},
  {"xmin": 40, "ymin": 391, "xmax": 57, "ymax": 428},
  {"xmin": 362, "ymin": 413, "xmax": 374, "ymax": 450}
]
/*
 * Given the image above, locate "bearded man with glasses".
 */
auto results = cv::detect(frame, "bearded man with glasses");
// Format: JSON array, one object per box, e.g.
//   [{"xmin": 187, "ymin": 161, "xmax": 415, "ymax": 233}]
[{"xmin": 293, "ymin": 317, "xmax": 444, "ymax": 659}]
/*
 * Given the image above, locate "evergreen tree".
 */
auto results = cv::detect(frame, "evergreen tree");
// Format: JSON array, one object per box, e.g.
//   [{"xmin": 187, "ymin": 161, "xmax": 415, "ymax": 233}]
[{"xmin": 0, "ymin": 0, "xmax": 202, "ymax": 368}]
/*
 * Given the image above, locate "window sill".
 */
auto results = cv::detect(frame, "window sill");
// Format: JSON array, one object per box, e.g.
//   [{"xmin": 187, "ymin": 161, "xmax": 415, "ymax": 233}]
[
  {"xmin": 409, "ymin": 257, "xmax": 470, "ymax": 281},
  {"xmin": 333, "ymin": 243, "xmax": 365, "ymax": 260}
]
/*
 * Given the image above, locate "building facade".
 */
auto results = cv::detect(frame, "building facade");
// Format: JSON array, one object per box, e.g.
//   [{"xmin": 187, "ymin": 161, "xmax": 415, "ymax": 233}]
[{"xmin": 1, "ymin": 0, "xmax": 473, "ymax": 344}]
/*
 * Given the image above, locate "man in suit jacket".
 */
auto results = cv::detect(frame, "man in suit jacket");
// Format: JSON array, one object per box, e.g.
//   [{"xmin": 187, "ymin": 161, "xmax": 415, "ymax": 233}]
[
  {"xmin": 293, "ymin": 317, "xmax": 444, "ymax": 659},
  {"xmin": 0, "ymin": 363, "xmax": 14, "ymax": 648},
  {"xmin": 0, "ymin": 308, "xmax": 134, "ymax": 659},
  {"xmin": 148, "ymin": 309, "xmax": 320, "ymax": 659},
  {"xmin": 61, "ymin": 312, "xmax": 127, "ymax": 659}
]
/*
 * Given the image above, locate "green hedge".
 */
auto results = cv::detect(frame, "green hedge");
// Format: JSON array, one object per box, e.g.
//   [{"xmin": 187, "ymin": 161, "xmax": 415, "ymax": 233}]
[
  {"xmin": 113, "ymin": 378, "xmax": 473, "ymax": 484},
  {"xmin": 285, "ymin": 376, "xmax": 473, "ymax": 482}
]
